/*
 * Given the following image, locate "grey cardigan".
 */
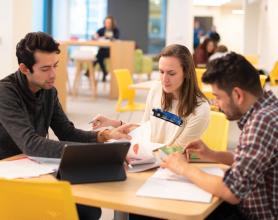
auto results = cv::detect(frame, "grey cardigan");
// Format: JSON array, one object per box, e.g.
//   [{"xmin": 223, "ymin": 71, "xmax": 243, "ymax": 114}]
[{"xmin": 0, "ymin": 71, "xmax": 97, "ymax": 159}]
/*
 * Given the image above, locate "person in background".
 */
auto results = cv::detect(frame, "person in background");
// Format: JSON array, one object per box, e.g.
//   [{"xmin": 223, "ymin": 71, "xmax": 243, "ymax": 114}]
[
  {"xmin": 193, "ymin": 38, "xmax": 216, "ymax": 67},
  {"xmin": 208, "ymin": 44, "xmax": 228, "ymax": 62},
  {"xmin": 162, "ymin": 52, "xmax": 278, "ymax": 220},
  {"xmin": 93, "ymin": 15, "xmax": 120, "ymax": 82},
  {"xmin": 208, "ymin": 25, "xmax": 221, "ymax": 44},
  {"xmin": 91, "ymin": 44, "xmax": 210, "ymax": 148},
  {"xmin": 0, "ymin": 32, "xmax": 135, "ymax": 220},
  {"xmin": 193, "ymin": 20, "xmax": 204, "ymax": 50}
]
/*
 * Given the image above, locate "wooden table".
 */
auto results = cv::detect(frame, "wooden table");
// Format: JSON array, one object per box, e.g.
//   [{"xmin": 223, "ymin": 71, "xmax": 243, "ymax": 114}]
[
  {"xmin": 6, "ymin": 155, "xmax": 224, "ymax": 220},
  {"xmin": 55, "ymin": 40, "xmax": 135, "ymax": 110}
]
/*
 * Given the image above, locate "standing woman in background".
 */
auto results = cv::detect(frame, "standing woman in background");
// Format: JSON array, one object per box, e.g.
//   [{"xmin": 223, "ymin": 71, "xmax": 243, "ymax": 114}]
[{"xmin": 94, "ymin": 16, "xmax": 119, "ymax": 82}]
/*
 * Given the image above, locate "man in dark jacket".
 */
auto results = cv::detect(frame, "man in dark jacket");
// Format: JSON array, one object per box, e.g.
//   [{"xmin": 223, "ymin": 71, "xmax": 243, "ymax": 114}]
[{"xmin": 0, "ymin": 31, "xmax": 134, "ymax": 220}]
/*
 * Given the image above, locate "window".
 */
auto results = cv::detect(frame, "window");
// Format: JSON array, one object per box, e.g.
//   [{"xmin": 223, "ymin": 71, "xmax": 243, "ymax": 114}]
[{"xmin": 148, "ymin": 0, "xmax": 167, "ymax": 54}]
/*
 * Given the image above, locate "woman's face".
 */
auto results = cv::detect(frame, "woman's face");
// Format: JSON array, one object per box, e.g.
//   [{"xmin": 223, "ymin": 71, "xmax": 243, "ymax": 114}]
[
  {"xmin": 104, "ymin": 18, "xmax": 113, "ymax": 29},
  {"xmin": 159, "ymin": 56, "xmax": 185, "ymax": 99},
  {"xmin": 206, "ymin": 41, "xmax": 215, "ymax": 53}
]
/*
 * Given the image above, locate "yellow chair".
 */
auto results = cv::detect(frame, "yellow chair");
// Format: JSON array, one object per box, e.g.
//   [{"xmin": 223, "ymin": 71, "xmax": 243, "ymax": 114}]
[
  {"xmin": 201, "ymin": 111, "xmax": 229, "ymax": 151},
  {"xmin": 196, "ymin": 68, "xmax": 215, "ymax": 103},
  {"xmin": 259, "ymin": 74, "xmax": 267, "ymax": 88},
  {"xmin": 269, "ymin": 61, "xmax": 278, "ymax": 86},
  {"xmin": 244, "ymin": 54, "xmax": 259, "ymax": 68},
  {"xmin": 195, "ymin": 68, "xmax": 206, "ymax": 90},
  {"xmin": 114, "ymin": 69, "xmax": 145, "ymax": 114},
  {"xmin": 0, "ymin": 178, "xmax": 78, "ymax": 220}
]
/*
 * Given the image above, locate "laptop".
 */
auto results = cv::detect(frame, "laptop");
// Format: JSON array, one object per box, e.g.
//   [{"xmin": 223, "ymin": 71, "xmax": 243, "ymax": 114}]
[{"xmin": 56, "ymin": 142, "xmax": 130, "ymax": 184}]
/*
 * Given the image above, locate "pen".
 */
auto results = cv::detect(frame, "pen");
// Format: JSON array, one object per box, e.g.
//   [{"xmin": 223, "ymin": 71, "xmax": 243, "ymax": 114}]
[
  {"xmin": 125, "ymin": 159, "xmax": 133, "ymax": 169},
  {"xmin": 88, "ymin": 119, "xmax": 100, "ymax": 125}
]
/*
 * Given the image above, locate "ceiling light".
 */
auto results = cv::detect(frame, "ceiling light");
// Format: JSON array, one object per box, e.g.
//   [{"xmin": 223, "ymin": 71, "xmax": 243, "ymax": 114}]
[
  {"xmin": 193, "ymin": 0, "xmax": 231, "ymax": 7},
  {"xmin": 232, "ymin": 9, "xmax": 244, "ymax": 15}
]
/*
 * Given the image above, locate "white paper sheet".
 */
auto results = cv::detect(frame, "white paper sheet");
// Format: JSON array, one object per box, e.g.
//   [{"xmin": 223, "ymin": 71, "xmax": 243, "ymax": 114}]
[
  {"xmin": 0, "ymin": 158, "xmax": 56, "ymax": 179},
  {"xmin": 110, "ymin": 121, "xmax": 164, "ymax": 172},
  {"xmin": 128, "ymin": 121, "xmax": 164, "ymax": 159},
  {"xmin": 136, "ymin": 167, "xmax": 224, "ymax": 203},
  {"xmin": 28, "ymin": 156, "xmax": 60, "ymax": 171}
]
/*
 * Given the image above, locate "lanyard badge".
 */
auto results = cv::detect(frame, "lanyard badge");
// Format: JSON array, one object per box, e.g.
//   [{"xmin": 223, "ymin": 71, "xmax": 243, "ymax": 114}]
[{"xmin": 152, "ymin": 108, "xmax": 183, "ymax": 126}]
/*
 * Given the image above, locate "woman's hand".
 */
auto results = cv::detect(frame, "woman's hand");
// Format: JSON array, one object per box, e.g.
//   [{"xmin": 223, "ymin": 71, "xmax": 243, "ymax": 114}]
[{"xmin": 108, "ymin": 123, "xmax": 140, "ymax": 140}]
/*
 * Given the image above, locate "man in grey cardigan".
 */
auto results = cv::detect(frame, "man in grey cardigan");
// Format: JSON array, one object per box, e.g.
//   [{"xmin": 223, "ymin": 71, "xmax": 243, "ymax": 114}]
[{"xmin": 0, "ymin": 32, "xmax": 133, "ymax": 220}]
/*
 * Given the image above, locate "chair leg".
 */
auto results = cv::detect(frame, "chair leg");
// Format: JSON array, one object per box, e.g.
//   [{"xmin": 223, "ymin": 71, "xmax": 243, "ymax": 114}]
[
  {"xmin": 72, "ymin": 61, "xmax": 82, "ymax": 96},
  {"xmin": 87, "ymin": 61, "xmax": 97, "ymax": 98}
]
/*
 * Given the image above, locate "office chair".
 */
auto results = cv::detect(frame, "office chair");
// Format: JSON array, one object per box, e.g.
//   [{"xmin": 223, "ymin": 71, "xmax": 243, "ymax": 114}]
[
  {"xmin": 0, "ymin": 178, "xmax": 79, "ymax": 220},
  {"xmin": 114, "ymin": 69, "xmax": 145, "ymax": 121},
  {"xmin": 201, "ymin": 111, "xmax": 229, "ymax": 151},
  {"xmin": 269, "ymin": 61, "xmax": 278, "ymax": 86}
]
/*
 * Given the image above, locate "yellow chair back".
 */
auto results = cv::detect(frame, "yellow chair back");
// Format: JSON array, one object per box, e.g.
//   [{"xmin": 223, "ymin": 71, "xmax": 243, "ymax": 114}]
[
  {"xmin": 269, "ymin": 61, "xmax": 278, "ymax": 86},
  {"xmin": 244, "ymin": 54, "xmax": 259, "ymax": 68},
  {"xmin": 195, "ymin": 68, "xmax": 206, "ymax": 90},
  {"xmin": 114, "ymin": 69, "xmax": 145, "ymax": 112},
  {"xmin": 201, "ymin": 111, "xmax": 229, "ymax": 151},
  {"xmin": 259, "ymin": 75, "xmax": 267, "ymax": 88},
  {"xmin": 0, "ymin": 178, "xmax": 78, "ymax": 220}
]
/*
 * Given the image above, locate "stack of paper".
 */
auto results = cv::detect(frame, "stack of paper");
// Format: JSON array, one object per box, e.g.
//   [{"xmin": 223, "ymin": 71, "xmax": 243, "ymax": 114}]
[
  {"xmin": 0, "ymin": 158, "xmax": 57, "ymax": 179},
  {"xmin": 136, "ymin": 167, "xmax": 224, "ymax": 203}
]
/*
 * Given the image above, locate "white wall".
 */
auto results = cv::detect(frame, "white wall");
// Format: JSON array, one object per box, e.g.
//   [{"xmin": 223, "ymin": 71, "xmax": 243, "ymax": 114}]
[
  {"xmin": 193, "ymin": 5, "xmax": 244, "ymax": 53},
  {"xmin": 243, "ymin": 0, "xmax": 260, "ymax": 55},
  {"xmin": 166, "ymin": 0, "xmax": 193, "ymax": 52},
  {"xmin": 0, "ymin": 1, "xmax": 13, "ymax": 77},
  {"xmin": 0, "ymin": 0, "xmax": 33, "ymax": 78},
  {"xmin": 257, "ymin": 0, "xmax": 278, "ymax": 71}
]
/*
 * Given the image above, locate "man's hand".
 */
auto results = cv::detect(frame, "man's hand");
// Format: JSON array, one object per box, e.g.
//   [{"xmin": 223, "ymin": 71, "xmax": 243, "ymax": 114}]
[
  {"xmin": 90, "ymin": 114, "xmax": 121, "ymax": 129},
  {"xmin": 160, "ymin": 152, "xmax": 189, "ymax": 176},
  {"xmin": 108, "ymin": 123, "xmax": 139, "ymax": 140},
  {"xmin": 185, "ymin": 140, "xmax": 215, "ymax": 161}
]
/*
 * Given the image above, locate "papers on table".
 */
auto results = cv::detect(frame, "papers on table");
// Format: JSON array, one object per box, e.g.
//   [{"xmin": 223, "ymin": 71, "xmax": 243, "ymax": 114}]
[
  {"xmin": 111, "ymin": 121, "xmax": 164, "ymax": 172},
  {"xmin": 128, "ymin": 157, "xmax": 162, "ymax": 173},
  {"xmin": 0, "ymin": 158, "xmax": 59, "ymax": 179},
  {"xmin": 126, "ymin": 121, "xmax": 164, "ymax": 172},
  {"xmin": 28, "ymin": 156, "xmax": 60, "ymax": 171},
  {"xmin": 128, "ymin": 121, "xmax": 161, "ymax": 158},
  {"xmin": 136, "ymin": 167, "xmax": 224, "ymax": 203}
]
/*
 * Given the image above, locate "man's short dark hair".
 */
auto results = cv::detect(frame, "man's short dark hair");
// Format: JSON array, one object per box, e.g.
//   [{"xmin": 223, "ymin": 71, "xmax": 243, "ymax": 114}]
[
  {"xmin": 202, "ymin": 52, "xmax": 263, "ymax": 96},
  {"xmin": 16, "ymin": 32, "xmax": 60, "ymax": 73}
]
